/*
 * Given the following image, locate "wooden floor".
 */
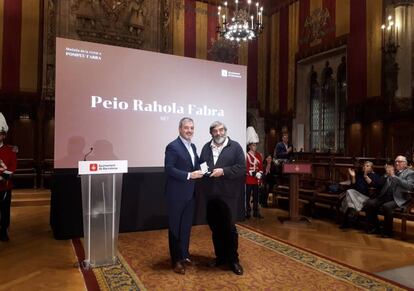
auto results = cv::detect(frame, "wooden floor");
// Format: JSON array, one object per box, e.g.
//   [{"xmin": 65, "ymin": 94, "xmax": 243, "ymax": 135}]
[
  {"xmin": 243, "ymin": 207, "xmax": 414, "ymax": 273},
  {"xmin": 0, "ymin": 193, "xmax": 85, "ymax": 291},
  {"xmin": 1, "ymin": 190, "xmax": 414, "ymax": 290}
]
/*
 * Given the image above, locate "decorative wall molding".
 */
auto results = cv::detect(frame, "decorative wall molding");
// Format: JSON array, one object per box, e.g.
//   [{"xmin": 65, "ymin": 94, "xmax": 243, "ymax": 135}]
[
  {"xmin": 71, "ymin": 0, "xmax": 148, "ymax": 49},
  {"xmin": 299, "ymin": 8, "xmax": 333, "ymax": 45},
  {"xmin": 161, "ymin": 0, "xmax": 172, "ymax": 53},
  {"xmin": 41, "ymin": 0, "xmax": 172, "ymax": 101},
  {"xmin": 208, "ymin": 39, "xmax": 239, "ymax": 64},
  {"xmin": 296, "ymin": 35, "xmax": 347, "ymax": 61},
  {"xmin": 42, "ymin": 0, "xmax": 57, "ymax": 101},
  {"xmin": 393, "ymin": 0, "xmax": 414, "ymax": 6}
]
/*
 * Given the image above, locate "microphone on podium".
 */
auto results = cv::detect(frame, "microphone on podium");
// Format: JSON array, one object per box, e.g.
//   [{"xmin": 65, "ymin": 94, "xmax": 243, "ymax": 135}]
[{"xmin": 83, "ymin": 147, "xmax": 94, "ymax": 161}]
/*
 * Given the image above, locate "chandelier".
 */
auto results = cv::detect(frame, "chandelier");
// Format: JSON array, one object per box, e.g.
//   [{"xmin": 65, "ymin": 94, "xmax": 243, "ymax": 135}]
[{"xmin": 217, "ymin": 0, "xmax": 264, "ymax": 42}]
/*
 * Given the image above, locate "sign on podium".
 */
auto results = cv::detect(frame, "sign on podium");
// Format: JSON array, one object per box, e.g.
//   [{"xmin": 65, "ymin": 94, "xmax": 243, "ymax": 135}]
[{"xmin": 78, "ymin": 160, "xmax": 128, "ymax": 268}]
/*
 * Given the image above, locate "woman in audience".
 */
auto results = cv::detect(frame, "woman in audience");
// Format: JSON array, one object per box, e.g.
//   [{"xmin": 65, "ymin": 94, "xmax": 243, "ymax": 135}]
[
  {"xmin": 339, "ymin": 161, "xmax": 381, "ymax": 229},
  {"xmin": 261, "ymin": 154, "xmax": 277, "ymax": 208}
]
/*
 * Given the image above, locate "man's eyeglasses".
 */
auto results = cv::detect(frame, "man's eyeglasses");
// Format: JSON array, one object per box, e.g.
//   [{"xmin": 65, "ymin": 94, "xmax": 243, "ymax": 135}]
[
  {"xmin": 212, "ymin": 127, "xmax": 225, "ymax": 134},
  {"xmin": 395, "ymin": 160, "xmax": 406, "ymax": 163}
]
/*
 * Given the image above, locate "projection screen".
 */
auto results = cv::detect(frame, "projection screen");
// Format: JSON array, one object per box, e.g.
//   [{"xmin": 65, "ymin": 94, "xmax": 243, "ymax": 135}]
[{"xmin": 55, "ymin": 37, "xmax": 247, "ymax": 169}]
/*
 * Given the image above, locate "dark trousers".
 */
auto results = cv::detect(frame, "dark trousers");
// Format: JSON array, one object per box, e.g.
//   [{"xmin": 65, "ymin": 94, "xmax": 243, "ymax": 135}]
[
  {"xmin": 245, "ymin": 184, "xmax": 259, "ymax": 215},
  {"xmin": 167, "ymin": 197, "xmax": 195, "ymax": 264},
  {"xmin": 260, "ymin": 183, "xmax": 273, "ymax": 207},
  {"xmin": 206, "ymin": 197, "xmax": 239, "ymax": 264},
  {"xmin": 0, "ymin": 190, "xmax": 11, "ymax": 231},
  {"xmin": 365, "ymin": 195, "xmax": 397, "ymax": 234}
]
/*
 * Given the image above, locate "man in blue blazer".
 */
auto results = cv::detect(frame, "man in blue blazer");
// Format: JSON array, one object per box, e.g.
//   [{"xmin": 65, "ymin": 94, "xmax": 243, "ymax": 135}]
[
  {"xmin": 273, "ymin": 133, "xmax": 293, "ymax": 160},
  {"xmin": 164, "ymin": 117, "xmax": 203, "ymax": 274}
]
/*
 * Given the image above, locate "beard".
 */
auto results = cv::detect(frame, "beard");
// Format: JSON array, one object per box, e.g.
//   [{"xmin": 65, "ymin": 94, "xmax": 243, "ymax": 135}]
[{"xmin": 213, "ymin": 135, "xmax": 226, "ymax": 145}]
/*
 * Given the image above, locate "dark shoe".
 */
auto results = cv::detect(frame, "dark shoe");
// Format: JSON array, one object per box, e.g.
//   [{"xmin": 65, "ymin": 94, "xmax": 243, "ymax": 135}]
[
  {"xmin": 347, "ymin": 208, "xmax": 358, "ymax": 220},
  {"xmin": 348, "ymin": 214, "xmax": 358, "ymax": 223},
  {"xmin": 381, "ymin": 231, "xmax": 394, "ymax": 238},
  {"xmin": 229, "ymin": 262, "xmax": 244, "ymax": 275},
  {"xmin": 367, "ymin": 227, "xmax": 381, "ymax": 235},
  {"xmin": 0, "ymin": 231, "xmax": 9, "ymax": 242},
  {"xmin": 208, "ymin": 258, "xmax": 226, "ymax": 268},
  {"xmin": 172, "ymin": 262, "xmax": 185, "ymax": 274},
  {"xmin": 339, "ymin": 216, "xmax": 350, "ymax": 229}
]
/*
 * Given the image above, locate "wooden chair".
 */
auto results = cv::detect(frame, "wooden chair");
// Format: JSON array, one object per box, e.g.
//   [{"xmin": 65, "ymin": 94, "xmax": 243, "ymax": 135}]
[
  {"xmin": 313, "ymin": 183, "xmax": 343, "ymax": 221},
  {"xmin": 392, "ymin": 191, "xmax": 414, "ymax": 240}
]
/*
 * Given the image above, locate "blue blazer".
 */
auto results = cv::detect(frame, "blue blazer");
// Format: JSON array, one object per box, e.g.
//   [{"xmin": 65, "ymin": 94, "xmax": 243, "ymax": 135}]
[
  {"xmin": 164, "ymin": 137, "xmax": 200, "ymax": 201},
  {"xmin": 274, "ymin": 142, "xmax": 293, "ymax": 159}
]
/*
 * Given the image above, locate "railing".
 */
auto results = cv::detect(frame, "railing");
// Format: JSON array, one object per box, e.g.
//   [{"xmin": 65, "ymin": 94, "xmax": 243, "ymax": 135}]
[{"xmin": 14, "ymin": 159, "xmax": 37, "ymax": 188}]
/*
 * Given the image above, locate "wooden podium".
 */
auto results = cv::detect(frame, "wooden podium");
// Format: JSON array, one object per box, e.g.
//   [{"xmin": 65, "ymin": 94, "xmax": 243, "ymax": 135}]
[{"xmin": 278, "ymin": 163, "xmax": 312, "ymax": 224}]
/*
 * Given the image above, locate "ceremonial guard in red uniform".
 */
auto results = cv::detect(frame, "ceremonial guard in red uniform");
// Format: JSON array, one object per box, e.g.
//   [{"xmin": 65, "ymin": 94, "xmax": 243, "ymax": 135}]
[
  {"xmin": 0, "ymin": 113, "xmax": 17, "ymax": 241},
  {"xmin": 245, "ymin": 127, "xmax": 263, "ymax": 219}
]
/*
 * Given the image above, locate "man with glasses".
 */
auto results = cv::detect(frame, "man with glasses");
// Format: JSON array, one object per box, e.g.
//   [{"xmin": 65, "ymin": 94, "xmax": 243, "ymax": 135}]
[
  {"xmin": 365, "ymin": 156, "xmax": 414, "ymax": 237},
  {"xmin": 199, "ymin": 121, "xmax": 246, "ymax": 275}
]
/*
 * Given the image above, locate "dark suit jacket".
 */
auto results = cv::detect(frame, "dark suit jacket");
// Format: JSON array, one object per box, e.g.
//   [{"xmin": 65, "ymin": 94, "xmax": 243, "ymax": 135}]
[
  {"xmin": 198, "ymin": 138, "xmax": 245, "ymax": 199},
  {"xmin": 379, "ymin": 168, "xmax": 414, "ymax": 207},
  {"xmin": 274, "ymin": 142, "xmax": 293, "ymax": 159},
  {"xmin": 164, "ymin": 137, "xmax": 200, "ymax": 202}
]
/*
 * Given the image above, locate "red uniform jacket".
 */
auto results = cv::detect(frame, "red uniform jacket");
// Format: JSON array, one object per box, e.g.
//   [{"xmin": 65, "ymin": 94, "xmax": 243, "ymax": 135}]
[
  {"xmin": 245, "ymin": 151, "xmax": 263, "ymax": 185},
  {"xmin": 0, "ymin": 145, "xmax": 17, "ymax": 191}
]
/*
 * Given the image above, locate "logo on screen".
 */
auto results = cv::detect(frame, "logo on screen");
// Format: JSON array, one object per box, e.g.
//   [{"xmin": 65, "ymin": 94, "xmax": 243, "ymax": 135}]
[
  {"xmin": 90, "ymin": 164, "xmax": 98, "ymax": 171},
  {"xmin": 221, "ymin": 69, "xmax": 241, "ymax": 79}
]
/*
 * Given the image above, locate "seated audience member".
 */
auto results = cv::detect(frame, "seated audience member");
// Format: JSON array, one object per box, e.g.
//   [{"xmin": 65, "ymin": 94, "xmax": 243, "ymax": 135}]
[
  {"xmin": 339, "ymin": 161, "xmax": 381, "ymax": 229},
  {"xmin": 364, "ymin": 156, "xmax": 414, "ymax": 238},
  {"xmin": 409, "ymin": 153, "xmax": 414, "ymax": 169},
  {"xmin": 245, "ymin": 143, "xmax": 264, "ymax": 219},
  {"xmin": 261, "ymin": 154, "xmax": 277, "ymax": 208}
]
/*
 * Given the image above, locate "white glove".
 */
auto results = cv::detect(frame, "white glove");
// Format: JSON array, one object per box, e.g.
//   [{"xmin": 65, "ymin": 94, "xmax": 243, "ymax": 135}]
[{"xmin": 255, "ymin": 172, "xmax": 262, "ymax": 179}]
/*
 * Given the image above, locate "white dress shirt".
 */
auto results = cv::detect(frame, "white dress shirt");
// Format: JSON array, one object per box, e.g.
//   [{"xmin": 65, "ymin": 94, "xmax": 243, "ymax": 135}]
[
  {"xmin": 179, "ymin": 136, "xmax": 195, "ymax": 180},
  {"xmin": 210, "ymin": 137, "xmax": 229, "ymax": 165}
]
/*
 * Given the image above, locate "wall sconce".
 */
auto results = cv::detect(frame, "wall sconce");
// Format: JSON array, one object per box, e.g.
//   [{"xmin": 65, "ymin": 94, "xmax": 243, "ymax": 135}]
[
  {"xmin": 381, "ymin": 15, "xmax": 399, "ymax": 54},
  {"xmin": 380, "ymin": 14, "xmax": 400, "ymax": 103}
]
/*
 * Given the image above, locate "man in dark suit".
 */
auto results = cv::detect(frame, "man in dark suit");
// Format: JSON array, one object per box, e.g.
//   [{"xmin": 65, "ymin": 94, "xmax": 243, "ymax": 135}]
[
  {"xmin": 365, "ymin": 155, "xmax": 414, "ymax": 237},
  {"xmin": 164, "ymin": 117, "xmax": 203, "ymax": 274},
  {"xmin": 198, "ymin": 121, "xmax": 246, "ymax": 275},
  {"xmin": 273, "ymin": 133, "xmax": 293, "ymax": 160}
]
